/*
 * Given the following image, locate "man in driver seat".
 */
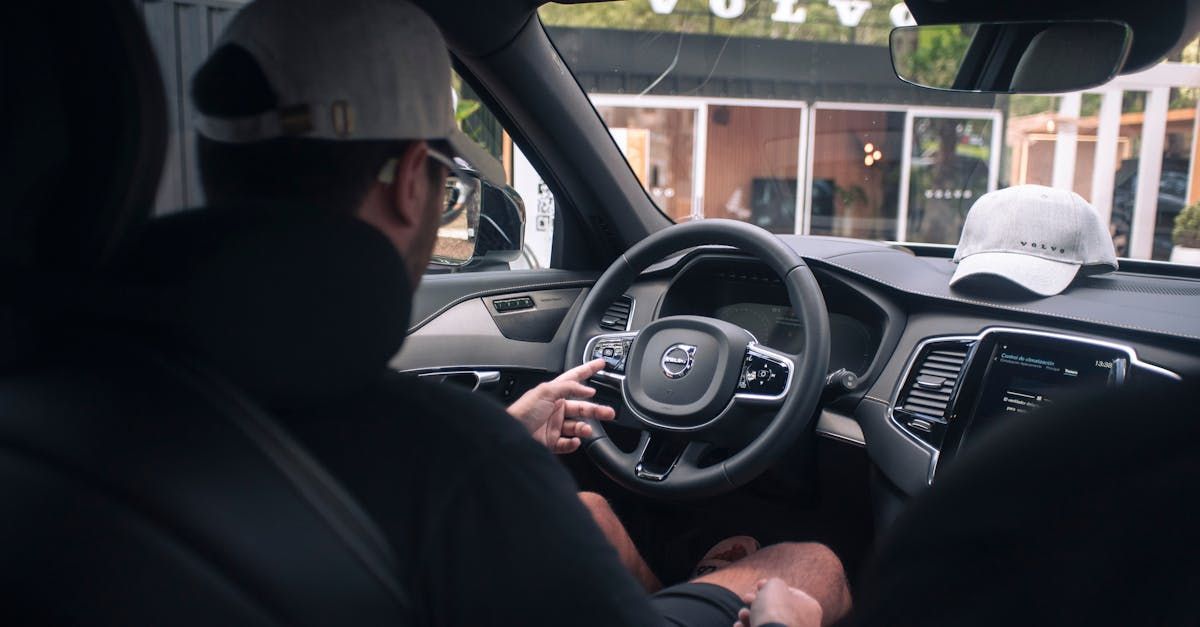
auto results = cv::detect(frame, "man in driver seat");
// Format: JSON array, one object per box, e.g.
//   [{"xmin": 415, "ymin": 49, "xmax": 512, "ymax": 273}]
[{"xmin": 188, "ymin": 0, "xmax": 850, "ymax": 624}]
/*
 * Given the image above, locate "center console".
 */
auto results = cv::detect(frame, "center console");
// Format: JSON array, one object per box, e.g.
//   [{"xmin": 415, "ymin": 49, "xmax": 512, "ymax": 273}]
[{"xmin": 890, "ymin": 327, "xmax": 1177, "ymax": 482}]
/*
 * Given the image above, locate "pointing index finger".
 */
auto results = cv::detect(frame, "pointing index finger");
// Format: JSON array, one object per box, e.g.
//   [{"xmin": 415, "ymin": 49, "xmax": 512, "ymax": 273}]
[{"xmin": 557, "ymin": 358, "xmax": 608, "ymax": 383}]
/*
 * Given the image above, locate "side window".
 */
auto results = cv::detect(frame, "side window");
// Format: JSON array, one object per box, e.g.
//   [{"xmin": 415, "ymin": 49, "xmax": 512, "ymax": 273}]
[
  {"xmin": 135, "ymin": 1, "xmax": 558, "ymax": 273},
  {"xmin": 452, "ymin": 73, "xmax": 559, "ymax": 272},
  {"xmin": 140, "ymin": 1, "xmax": 235, "ymax": 215}
]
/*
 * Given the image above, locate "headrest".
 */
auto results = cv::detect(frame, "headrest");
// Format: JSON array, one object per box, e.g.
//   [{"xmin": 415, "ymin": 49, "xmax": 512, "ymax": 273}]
[
  {"xmin": 1, "ymin": 0, "xmax": 166, "ymax": 276},
  {"xmin": 1, "ymin": 0, "xmax": 166, "ymax": 371},
  {"xmin": 98, "ymin": 207, "xmax": 412, "ymax": 409}
]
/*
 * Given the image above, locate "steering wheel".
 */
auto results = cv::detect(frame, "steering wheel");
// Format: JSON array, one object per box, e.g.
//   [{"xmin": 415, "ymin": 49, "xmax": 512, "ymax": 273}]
[{"xmin": 566, "ymin": 220, "xmax": 830, "ymax": 499}]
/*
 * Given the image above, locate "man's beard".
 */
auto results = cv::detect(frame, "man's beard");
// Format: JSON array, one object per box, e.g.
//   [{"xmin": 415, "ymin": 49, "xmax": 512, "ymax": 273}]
[{"xmin": 407, "ymin": 189, "xmax": 445, "ymax": 287}]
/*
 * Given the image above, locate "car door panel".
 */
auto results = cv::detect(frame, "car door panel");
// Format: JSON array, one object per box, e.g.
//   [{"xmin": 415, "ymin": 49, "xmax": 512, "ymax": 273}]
[
  {"xmin": 394, "ymin": 290, "xmax": 584, "ymax": 373},
  {"xmin": 394, "ymin": 273, "xmax": 598, "ymax": 407},
  {"xmin": 408, "ymin": 269, "xmax": 596, "ymax": 333}
]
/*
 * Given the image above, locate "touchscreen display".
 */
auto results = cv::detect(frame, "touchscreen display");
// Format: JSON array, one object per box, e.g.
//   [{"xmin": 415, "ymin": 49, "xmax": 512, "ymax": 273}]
[{"xmin": 966, "ymin": 340, "xmax": 1122, "ymax": 443}]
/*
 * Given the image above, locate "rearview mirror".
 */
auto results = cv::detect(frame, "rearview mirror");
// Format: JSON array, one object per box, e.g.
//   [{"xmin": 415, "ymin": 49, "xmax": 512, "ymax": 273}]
[{"xmin": 890, "ymin": 20, "xmax": 1132, "ymax": 93}]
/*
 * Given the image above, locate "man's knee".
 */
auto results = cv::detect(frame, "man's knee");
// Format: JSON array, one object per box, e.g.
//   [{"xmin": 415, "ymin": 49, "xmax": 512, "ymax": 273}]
[
  {"xmin": 766, "ymin": 542, "xmax": 851, "ymax": 620},
  {"xmin": 578, "ymin": 491, "xmax": 611, "ymax": 515},
  {"xmin": 577, "ymin": 492, "xmax": 618, "ymax": 531},
  {"xmin": 769, "ymin": 542, "xmax": 845, "ymax": 578}
]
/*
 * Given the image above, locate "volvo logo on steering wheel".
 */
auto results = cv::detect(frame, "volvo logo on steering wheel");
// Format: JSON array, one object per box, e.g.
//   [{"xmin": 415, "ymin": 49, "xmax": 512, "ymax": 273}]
[{"xmin": 660, "ymin": 344, "xmax": 697, "ymax": 379}]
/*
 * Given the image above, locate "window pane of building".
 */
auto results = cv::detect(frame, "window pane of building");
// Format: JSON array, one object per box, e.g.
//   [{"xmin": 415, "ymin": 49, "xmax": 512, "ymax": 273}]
[
  {"xmin": 1003, "ymin": 96, "xmax": 1061, "ymax": 190},
  {"xmin": 810, "ymin": 108, "xmax": 905, "ymax": 240},
  {"xmin": 597, "ymin": 106, "xmax": 696, "ymax": 222},
  {"xmin": 703, "ymin": 105, "xmax": 802, "ymax": 233},
  {"xmin": 906, "ymin": 116, "xmax": 994, "ymax": 244}
]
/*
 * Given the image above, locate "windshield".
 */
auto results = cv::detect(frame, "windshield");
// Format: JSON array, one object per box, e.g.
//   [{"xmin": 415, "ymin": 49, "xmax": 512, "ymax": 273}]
[{"xmin": 539, "ymin": 2, "xmax": 1200, "ymax": 264}]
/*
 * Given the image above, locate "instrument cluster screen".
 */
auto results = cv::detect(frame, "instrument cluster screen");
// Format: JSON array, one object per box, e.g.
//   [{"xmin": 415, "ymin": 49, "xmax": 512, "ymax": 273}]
[
  {"xmin": 714, "ymin": 302, "xmax": 805, "ymax": 353},
  {"xmin": 657, "ymin": 258, "xmax": 883, "ymax": 376},
  {"xmin": 712, "ymin": 303, "xmax": 873, "ymax": 373}
]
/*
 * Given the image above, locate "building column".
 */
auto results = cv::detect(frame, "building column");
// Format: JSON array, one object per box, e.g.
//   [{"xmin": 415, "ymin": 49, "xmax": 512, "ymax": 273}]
[
  {"xmin": 693, "ymin": 103, "xmax": 709, "ymax": 220},
  {"xmin": 1089, "ymin": 90, "xmax": 1123, "ymax": 225},
  {"xmin": 895, "ymin": 111, "xmax": 915, "ymax": 242},
  {"xmin": 1051, "ymin": 92, "xmax": 1081, "ymax": 191},
  {"xmin": 1189, "ymin": 98, "xmax": 1200, "ymax": 206}
]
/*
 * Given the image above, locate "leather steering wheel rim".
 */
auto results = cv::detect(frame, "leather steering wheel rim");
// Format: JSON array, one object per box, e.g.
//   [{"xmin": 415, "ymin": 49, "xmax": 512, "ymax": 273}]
[{"xmin": 565, "ymin": 219, "xmax": 830, "ymax": 499}]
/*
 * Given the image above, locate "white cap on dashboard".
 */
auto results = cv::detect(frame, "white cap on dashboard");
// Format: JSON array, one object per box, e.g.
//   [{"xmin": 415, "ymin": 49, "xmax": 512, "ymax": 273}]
[
  {"xmin": 193, "ymin": 0, "xmax": 504, "ymax": 185},
  {"xmin": 951, "ymin": 185, "xmax": 1117, "ymax": 297}
]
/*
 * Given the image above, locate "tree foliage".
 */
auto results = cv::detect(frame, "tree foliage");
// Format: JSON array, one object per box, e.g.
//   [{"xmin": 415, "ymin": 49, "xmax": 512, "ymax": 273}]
[
  {"xmin": 1175, "ymin": 202, "xmax": 1200, "ymax": 248},
  {"xmin": 892, "ymin": 24, "xmax": 971, "ymax": 89}
]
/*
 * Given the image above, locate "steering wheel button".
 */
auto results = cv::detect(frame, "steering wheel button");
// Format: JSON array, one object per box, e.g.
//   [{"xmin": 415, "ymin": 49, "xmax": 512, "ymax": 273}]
[{"xmin": 740, "ymin": 353, "xmax": 788, "ymax": 396}]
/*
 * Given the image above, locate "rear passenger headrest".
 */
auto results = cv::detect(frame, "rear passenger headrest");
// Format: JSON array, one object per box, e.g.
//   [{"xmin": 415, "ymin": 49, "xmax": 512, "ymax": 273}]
[
  {"xmin": 98, "ymin": 206, "xmax": 412, "ymax": 409},
  {"xmin": 1, "ymin": 0, "xmax": 166, "ymax": 370},
  {"xmin": 1, "ymin": 0, "xmax": 166, "ymax": 277}
]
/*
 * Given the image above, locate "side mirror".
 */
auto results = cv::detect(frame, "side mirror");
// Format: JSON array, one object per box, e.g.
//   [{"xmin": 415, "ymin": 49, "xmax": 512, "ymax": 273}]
[
  {"xmin": 431, "ymin": 174, "xmax": 483, "ymax": 267},
  {"xmin": 890, "ymin": 20, "xmax": 1132, "ymax": 93},
  {"xmin": 467, "ymin": 182, "xmax": 527, "ymax": 268},
  {"xmin": 429, "ymin": 176, "xmax": 526, "ymax": 270}
]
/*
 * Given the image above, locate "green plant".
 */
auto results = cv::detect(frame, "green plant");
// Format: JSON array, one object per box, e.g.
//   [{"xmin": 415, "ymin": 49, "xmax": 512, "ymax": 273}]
[
  {"xmin": 836, "ymin": 184, "xmax": 868, "ymax": 209},
  {"xmin": 1174, "ymin": 202, "xmax": 1200, "ymax": 248},
  {"xmin": 454, "ymin": 99, "xmax": 481, "ymax": 125}
]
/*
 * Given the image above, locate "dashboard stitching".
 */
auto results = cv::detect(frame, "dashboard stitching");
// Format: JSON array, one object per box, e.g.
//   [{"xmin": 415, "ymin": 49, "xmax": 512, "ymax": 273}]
[
  {"xmin": 812, "ymin": 258, "xmax": 1200, "ymax": 342},
  {"xmin": 821, "ymin": 248, "xmax": 895, "ymax": 260},
  {"xmin": 409, "ymin": 280, "xmax": 594, "ymax": 332}
]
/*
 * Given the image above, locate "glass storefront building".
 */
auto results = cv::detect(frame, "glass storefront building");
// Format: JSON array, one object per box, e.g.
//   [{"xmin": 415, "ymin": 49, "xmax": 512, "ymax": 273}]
[{"xmin": 522, "ymin": 1, "xmax": 1200, "ymax": 263}]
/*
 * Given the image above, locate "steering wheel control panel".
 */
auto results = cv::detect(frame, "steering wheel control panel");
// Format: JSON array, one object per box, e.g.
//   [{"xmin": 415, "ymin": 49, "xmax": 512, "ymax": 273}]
[
  {"xmin": 591, "ymin": 335, "xmax": 635, "ymax": 375},
  {"xmin": 738, "ymin": 351, "xmax": 790, "ymax": 397}
]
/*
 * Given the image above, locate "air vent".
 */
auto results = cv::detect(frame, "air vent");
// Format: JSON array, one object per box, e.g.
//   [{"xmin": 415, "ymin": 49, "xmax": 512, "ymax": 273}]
[
  {"xmin": 898, "ymin": 343, "xmax": 969, "ymax": 419},
  {"xmin": 599, "ymin": 295, "xmax": 634, "ymax": 331}
]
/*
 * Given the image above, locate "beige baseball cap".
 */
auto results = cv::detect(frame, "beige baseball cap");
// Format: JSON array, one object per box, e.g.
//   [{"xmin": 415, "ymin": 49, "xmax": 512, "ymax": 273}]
[
  {"xmin": 951, "ymin": 185, "xmax": 1118, "ymax": 297},
  {"xmin": 193, "ymin": 0, "xmax": 504, "ymax": 185}
]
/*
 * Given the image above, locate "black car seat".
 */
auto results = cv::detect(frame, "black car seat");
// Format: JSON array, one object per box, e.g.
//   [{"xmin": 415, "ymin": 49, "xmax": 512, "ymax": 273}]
[
  {"xmin": 0, "ymin": 2, "xmax": 412, "ymax": 624},
  {"xmin": 0, "ymin": 0, "xmax": 166, "ymax": 367},
  {"xmin": 854, "ymin": 378, "xmax": 1200, "ymax": 626}
]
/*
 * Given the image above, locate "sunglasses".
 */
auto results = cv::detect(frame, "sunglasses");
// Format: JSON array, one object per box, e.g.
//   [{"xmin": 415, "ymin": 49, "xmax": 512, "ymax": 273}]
[
  {"xmin": 377, "ymin": 147, "xmax": 484, "ymax": 266},
  {"xmin": 377, "ymin": 147, "xmax": 482, "ymax": 227}
]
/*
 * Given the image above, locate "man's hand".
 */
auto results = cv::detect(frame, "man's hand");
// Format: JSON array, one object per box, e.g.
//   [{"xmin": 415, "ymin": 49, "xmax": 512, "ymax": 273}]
[
  {"xmin": 507, "ymin": 359, "xmax": 616, "ymax": 454},
  {"xmin": 736, "ymin": 578, "xmax": 824, "ymax": 627}
]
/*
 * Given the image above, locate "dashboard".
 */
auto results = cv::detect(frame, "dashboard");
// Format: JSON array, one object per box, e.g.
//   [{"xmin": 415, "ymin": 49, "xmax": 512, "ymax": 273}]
[
  {"xmin": 399, "ymin": 235, "xmax": 1200, "ymax": 531},
  {"xmin": 622, "ymin": 249, "xmax": 1196, "ymax": 507}
]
